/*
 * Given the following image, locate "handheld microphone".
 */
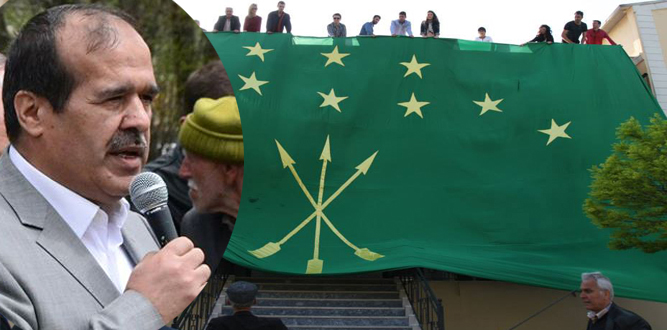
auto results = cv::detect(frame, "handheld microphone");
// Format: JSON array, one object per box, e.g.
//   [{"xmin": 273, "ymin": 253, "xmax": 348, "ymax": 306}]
[{"xmin": 130, "ymin": 172, "xmax": 178, "ymax": 247}]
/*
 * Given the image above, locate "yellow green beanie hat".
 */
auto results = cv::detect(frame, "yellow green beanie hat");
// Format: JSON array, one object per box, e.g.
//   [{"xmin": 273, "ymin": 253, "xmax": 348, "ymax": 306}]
[{"xmin": 178, "ymin": 96, "xmax": 243, "ymax": 163}]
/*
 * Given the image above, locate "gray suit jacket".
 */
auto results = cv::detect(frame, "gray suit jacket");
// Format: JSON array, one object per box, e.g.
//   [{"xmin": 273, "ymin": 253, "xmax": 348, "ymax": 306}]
[{"xmin": 0, "ymin": 152, "xmax": 165, "ymax": 329}]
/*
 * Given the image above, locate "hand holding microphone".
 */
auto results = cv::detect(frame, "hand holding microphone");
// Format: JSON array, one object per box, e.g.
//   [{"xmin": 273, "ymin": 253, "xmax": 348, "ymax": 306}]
[{"xmin": 126, "ymin": 173, "xmax": 210, "ymax": 324}]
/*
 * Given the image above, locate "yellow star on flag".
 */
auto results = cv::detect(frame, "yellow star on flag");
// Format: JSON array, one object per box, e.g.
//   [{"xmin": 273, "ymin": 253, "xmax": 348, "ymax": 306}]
[
  {"xmin": 243, "ymin": 42, "xmax": 274, "ymax": 62},
  {"xmin": 321, "ymin": 46, "xmax": 350, "ymax": 67},
  {"xmin": 317, "ymin": 89, "xmax": 349, "ymax": 112},
  {"xmin": 538, "ymin": 119, "xmax": 572, "ymax": 146},
  {"xmin": 238, "ymin": 72, "xmax": 269, "ymax": 95},
  {"xmin": 400, "ymin": 55, "xmax": 431, "ymax": 78},
  {"xmin": 473, "ymin": 93, "xmax": 504, "ymax": 116},
  {"xmin": 398, "ymin": 93, "xmax": 430, "ymax": 118}
]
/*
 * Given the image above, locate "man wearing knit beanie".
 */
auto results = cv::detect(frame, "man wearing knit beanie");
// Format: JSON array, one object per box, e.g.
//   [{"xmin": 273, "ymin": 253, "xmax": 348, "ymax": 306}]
[
  {"xmin": 178, "ymin": 96, "xmax": 244, "ymax": 271},
  {"xmin": 143, "ymin": 60, "xmax": 234, "ymax": 232}
]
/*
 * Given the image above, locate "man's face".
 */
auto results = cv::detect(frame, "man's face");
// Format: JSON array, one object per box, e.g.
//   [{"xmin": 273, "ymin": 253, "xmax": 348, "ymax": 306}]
[
  {"xmin": 179, "ymin": 151, "xmax": 235, "ymax": 213},
  {"xmin": 226, "ymin": 8, "xmax": 233, "ymax": 17},
  {"xmin": 580, "ymin": 279, "xmax": 611, "ymax": 313},
  {"xmin": 0, "ymin": 65, "xmax": 8, "ymax": 153},
  {"xmin": 479, "ymin": 30, "xmax": 486, "ymax": 38},
  {"xmin": 38, "ymin": 16, "xmax": 157, "ymax": 206},
  {"xmin": 575, "ymin": 14, "xmax": 583, "ymax": 23},
  {"xmin": 373, "ymin": 17, "xmax": 380, "ymax": 24},
  {"xmin": 333, "ymin": 16, "xmax": 341, "ymax": 24},
  {"xmin": 278, "ymin": 3, "xmax": 285, "ymax": 11},
  {"xmin": 399, "ymin": 14, "xmax": 406, "ymax": 23},
  {"xmin": 593, "ymin": 21, "xmax": 601, "ymax": 29}
]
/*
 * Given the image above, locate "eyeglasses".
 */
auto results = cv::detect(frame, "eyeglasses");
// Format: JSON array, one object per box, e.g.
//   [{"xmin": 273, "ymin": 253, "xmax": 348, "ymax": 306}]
[{"xmin": 334, "ymin": 17, "xmax": 341, "ymax": 20}]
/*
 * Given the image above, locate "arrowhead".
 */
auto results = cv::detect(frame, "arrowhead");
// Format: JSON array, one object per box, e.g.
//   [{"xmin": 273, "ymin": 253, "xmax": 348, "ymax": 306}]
[
  {"xmin": 319, "ymin": 135, "xmax": 331, "ymax": 162},
  {"xmin": 355, "ymin": 151, "xmax": 378, "ymax": 175},
  {"xmin": 275, "ymin": 140, "xmax": 295, "ymax": 168}
]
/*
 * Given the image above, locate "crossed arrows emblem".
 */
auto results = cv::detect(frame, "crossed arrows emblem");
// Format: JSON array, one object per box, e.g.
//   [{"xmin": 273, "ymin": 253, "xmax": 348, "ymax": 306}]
[{"xmin": 248, "ymin": 135, "xmax": 384, "ymax": 274}]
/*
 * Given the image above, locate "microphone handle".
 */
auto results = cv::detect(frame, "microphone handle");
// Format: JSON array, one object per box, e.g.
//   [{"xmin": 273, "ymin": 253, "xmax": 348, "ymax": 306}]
[
  {"xmin": 145, "ymin": 205, "xmax": 178, "ymax": 247},
  {"xmin": 506, "ymin": 289, "xmax": 577, "ymax": 330}
]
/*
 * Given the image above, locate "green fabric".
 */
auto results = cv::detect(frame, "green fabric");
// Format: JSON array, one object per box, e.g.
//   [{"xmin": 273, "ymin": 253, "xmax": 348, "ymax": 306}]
[{"xmin": 207, "ymin": 32, "xmax": 667, "ymax": 302}]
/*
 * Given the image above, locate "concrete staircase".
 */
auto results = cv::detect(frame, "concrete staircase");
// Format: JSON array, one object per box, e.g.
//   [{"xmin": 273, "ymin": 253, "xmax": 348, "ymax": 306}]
[{"xmin": 209, "ymin": 276, "xmax": 421, "ymax": 330}]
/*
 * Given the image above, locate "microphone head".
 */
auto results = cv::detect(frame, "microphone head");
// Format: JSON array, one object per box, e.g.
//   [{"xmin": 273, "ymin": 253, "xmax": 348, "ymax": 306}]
[{"xmin": 130, "ymin": 172, "xmax": 169, "ymax": 214}]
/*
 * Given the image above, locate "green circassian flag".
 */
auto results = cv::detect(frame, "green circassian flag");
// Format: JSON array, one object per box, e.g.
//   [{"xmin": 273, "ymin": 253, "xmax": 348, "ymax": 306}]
[{"xmin": 207, "ymin": 32, "xmax": 667, "ymax": 302}]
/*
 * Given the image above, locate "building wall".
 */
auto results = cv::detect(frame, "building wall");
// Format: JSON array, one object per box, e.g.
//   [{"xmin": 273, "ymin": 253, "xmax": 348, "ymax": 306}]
[
  {"xmin": 430, "ymin": 281, "xmax": 667, "ymax": 330},
  {"xmin": 653, "ymin": 8, "xmax": 667, "ymax": 75},
  {"xmin": 607, "ymin": 9, "xmax": 642, "ymax": 56},
  {"xmin": 633, "ymin": 2, "xmax": 667, "ymax": 111}
]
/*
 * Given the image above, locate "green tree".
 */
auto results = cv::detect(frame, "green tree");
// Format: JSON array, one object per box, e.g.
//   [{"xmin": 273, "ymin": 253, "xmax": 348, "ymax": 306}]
[{"xmin": 584, "ymin": 113, "xmax": 667, "ymax": 253}]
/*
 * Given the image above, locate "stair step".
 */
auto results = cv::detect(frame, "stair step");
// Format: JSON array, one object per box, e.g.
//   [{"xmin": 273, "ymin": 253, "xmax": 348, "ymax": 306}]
[
  {"xmin": 256, "ymin": 298, "xmax": 403, "ymax": 308},
  {"xmin": 257, "ymin": 283, "xmax": 398, "ymax": 291},
  {"xmin": 280, "ymin": 316, "xmax": 410, "ymax": 327},
  {"xmin": 236, "ymin": 277, "xmax": 396, "ymax": 284},
  {"xmin": 288, "ymin": 325, "xmax": 413, "ymax": 330},
  {"xmin": 219, "ymin": 307, "xmax": 406, "ymax": 317},
  {"xmin": 257, "ymin": 291, "xmax": 400, "ymax": 300},
  {"xmin": 288, "ymin": 327, "xmax": 413, "ymax": 330}
]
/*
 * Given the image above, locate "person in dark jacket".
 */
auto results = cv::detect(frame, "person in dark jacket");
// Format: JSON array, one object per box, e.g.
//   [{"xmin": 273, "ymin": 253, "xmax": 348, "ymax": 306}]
[
  {"xmin": 206, "ymin": 281, "xmax": 287, "ymax": 330},
  {"xmin": 521, "ymin": 24, "xmax": 554, "ymax": 45},
  {"xmin": 580, "ymin": 272, "xmax": 652, "ymax": 330},
  {"xmin": 420, "ymin": 10, "xmax": 439, "ymax": 38},
  {"xmin": 214, "ymin": 7, "xmax": 241, "ymax": 32},
  {"xmin": 266, "ymin": 1, "xmax": 291, "ymax": 33}
]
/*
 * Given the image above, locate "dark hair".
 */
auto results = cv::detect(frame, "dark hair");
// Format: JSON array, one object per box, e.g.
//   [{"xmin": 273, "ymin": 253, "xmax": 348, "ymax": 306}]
[
  {"xmin": 478, "ymin": 27, "xmax": 486, "ymax": 32},
  {"xmin": 3, "ymin": 4, "xmax": 137, "ymax": 143},
  {"xmin": 426, "ymin": 10, "xmax": 438, "ymax": 23},
  {"xmin": 399, "ymin": 11, "xmax": 406, "ymax": 17},
  {"xmin": 373, "ymin": 15, "xmax": 381, "ymax": 20},
  {"xmin": 593, "ymin": 20, "xmax": 602, "ymax": 25},
  {"xmin": 539, "ymin": 24, "xmax": 552, "ymax": 36},
  {"xmin": 333, "ymin": 13, "xmax": 341, "ymax": 19},
  {"xmin": 183, "ymin": 61, "xmax": 234, "ymax": 116},
  {"xmin": 576, "ymin": 11, "xmax": 584, "ymax": 17},
  {"xmin": 278, "ymin": 1, "xmax": 285, "ymax": 5}
]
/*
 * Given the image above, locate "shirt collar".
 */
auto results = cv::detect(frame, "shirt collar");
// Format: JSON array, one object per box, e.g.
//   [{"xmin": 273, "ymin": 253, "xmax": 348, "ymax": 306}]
[
  {"xmin": 8, "ymin": 146, "xmax": 129, "ymax": 238},
  {"xmin": 587, "ymin": 303, "xmax": 612, "ymax": 321}
]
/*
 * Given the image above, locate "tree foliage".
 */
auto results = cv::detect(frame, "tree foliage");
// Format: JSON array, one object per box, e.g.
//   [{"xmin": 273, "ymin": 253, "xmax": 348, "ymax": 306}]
[
  {"xmin": 584, "ymin": 113, "xmax": 667, "ymax": 253},
  {"xmin": 0, "ymin": 0, "xmax": 220, "ymax": 159}
]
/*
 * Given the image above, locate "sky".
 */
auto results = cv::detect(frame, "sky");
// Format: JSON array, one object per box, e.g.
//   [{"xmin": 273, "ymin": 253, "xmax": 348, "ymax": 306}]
[{"xmin": 174, "ymin": 0, "xmax": 623, "ymax": 45}]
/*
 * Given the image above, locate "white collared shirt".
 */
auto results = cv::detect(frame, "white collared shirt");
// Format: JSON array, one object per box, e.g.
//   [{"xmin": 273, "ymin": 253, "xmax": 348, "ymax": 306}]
[
  {"xmin": 587, "ymin": 303, "xmax": 612, "ymax": 321},
  {"xmin": 9, "ymin": 146, "xmax": 134, "ymax": 293}
]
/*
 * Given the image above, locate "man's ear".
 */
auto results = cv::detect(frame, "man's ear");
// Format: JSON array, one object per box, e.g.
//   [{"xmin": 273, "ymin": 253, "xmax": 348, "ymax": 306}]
[
  {"xmin": 13, "ymin": 91, "xmax": 54, "ymax": 138},
  {"xmin": 221, "ymin": 163, "xmax": 243, "ymax": 182}
]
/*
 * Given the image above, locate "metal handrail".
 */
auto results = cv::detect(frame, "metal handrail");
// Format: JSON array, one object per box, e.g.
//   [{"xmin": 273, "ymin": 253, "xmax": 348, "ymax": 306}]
[
  {"xmin": 399, "ymin": 268, "xmax": 445, "ymax": 330},
  {"xmin": 172, "ymin": 265, "xmax": 229, "ymax": 330}
]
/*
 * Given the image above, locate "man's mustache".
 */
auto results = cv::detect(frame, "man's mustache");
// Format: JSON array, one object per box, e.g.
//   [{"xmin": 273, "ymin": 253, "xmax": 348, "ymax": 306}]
[{"xmin": 108, "ymin": 129, "xmax": 148, "ymax": 155}]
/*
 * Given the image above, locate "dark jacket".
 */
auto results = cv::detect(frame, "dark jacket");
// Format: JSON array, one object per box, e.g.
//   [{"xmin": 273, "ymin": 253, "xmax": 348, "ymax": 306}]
[
  {"xmin": 586, "ymin": 303, "xmax": 652, "ymax": 330},
  {"xmin": 266, "ymin": 10, "xmax": 291, "ymax": 33},
  {"xmin": 142, "ymin": 145, "xmax": 190, "ymax": 233},
  {"xmin": 180, "ymin": 210, "xmax": 232, "ymax": 272},
  {"xmin": 529, "ymin": 33, "xmax": 554, "ymax": 43},
  {"xmin": 206, "ymin": 311, "xmax": 288, "ymax": 330},
  {"xmin": 420, "ymin": 20, "xmax": 440, "ymax": 36},
  {"xmin": 214, "ymin": 15, "xmax": 241, "ymax": 32}
]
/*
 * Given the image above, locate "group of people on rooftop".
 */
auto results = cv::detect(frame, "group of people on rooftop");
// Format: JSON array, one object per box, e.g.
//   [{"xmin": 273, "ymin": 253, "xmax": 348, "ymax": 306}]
[{"xmin": 209, "ymin": 3, "xmax": 618, "ymax": 47}]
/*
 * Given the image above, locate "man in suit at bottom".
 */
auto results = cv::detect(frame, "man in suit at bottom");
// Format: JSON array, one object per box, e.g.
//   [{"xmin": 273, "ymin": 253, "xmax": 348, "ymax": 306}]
[
  {"xmin": 580, "ymin": 272, "xmax": 652, "ymax": 330},
  {"xmin": 0, "ymin": 4, "xmax": 209, "ymax": 329},
  {"xmin": 206, "ymin": 281, "xmax": 287, "ymax": 330}
]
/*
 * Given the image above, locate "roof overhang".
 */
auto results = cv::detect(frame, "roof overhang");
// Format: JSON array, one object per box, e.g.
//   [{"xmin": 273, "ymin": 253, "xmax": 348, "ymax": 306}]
[{"xmin": 603, "ymin": 1, "xmax": 667, "ymax": 31}]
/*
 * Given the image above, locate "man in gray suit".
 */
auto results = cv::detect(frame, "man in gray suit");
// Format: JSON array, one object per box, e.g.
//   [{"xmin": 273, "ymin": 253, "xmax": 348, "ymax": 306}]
[
  {"xmin": 0, "ymin": 52, "xmax": 8, "ymax": 153},
  {"xmin": 0, "ymin": 4, "xmax": 210, "ymax": 329}
]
